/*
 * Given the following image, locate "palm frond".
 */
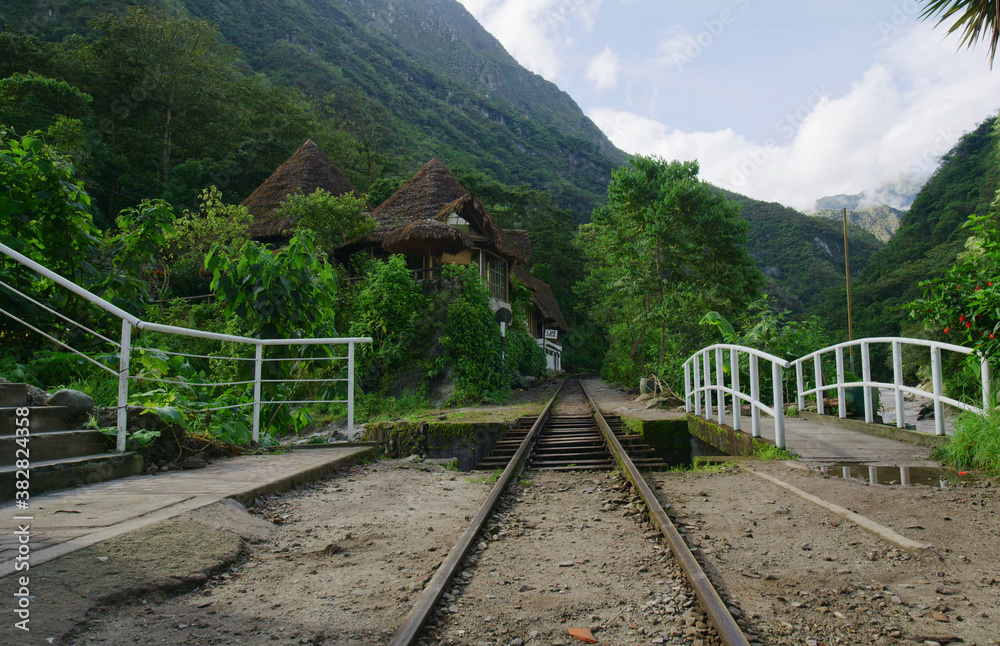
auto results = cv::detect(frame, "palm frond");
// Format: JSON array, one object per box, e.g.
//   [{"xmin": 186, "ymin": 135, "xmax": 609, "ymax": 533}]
[{"xmin": 921, "ymin": 0, "xmax": 1000, "ymax": 67}]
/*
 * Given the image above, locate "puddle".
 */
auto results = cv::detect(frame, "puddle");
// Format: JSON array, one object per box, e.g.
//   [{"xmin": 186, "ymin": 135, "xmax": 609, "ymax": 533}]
[{"xmin": 812, "ymin": 463, "xmax": 979, "ymax": 487}]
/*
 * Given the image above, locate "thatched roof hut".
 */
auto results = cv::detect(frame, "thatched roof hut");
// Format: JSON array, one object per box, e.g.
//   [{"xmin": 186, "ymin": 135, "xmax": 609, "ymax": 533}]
[
  {"xmin": 503, "ymin": 229, "xmax": 532, "ymax": 260},
  {"xmin": 369, "ymin": 159, "xmax": 529, "ymax": 263},
  {"xmin": 512, "ymin": 265, "xmax": 569, "ymax": 331},
  {"xmin": 382, "ymin": 219, "xmax": 473, "ymax": 255},
  {"xmin": 241, "ymin": 139, "xmax": 359, "ymax": 241}
]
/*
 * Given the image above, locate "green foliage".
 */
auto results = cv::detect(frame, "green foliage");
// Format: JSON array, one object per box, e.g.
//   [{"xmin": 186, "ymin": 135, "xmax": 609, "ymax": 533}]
[
  {"xmin": 278, "ymin": 189, "xmax": 375, "ymax": 252},
  {"xmin": 439, "ymin": 263, "xmax": 509, "ymax": 404},
  {"xmin": 0, "ymin": 71, "xmax": 93, "ymax": 133},
  {"xmin": 921, "ymin": 0, "xmax": 1000, "ymax": 66},
  {"xmin": 578, "ymin": 156, "xmax": 762, "ymax": 390},
  {"xmin": 934, "ymin": 403, "xmax": 1000, "ymax": 476},
  {"xmin": 91, "ymin": 199, "xmax": 176, "ymax": 311},
  {"xmin": 818, "ymin": 116, "xmax": 1000, "ymax": 346},
  {"xmin": 506, "ymin": 325, "xmax": 546, "ymax": 378},
  {"xmin": 0, "ymin": 128, "xmax": 97, "ymax": 277},
  {"xmin": 723, "ymin": 189, "xmax": 884, "ymax": 314},
  {"xmin": 349, "ymin": 255, "xmax": 426, "ymax": 384},
  {"xmin": 444, "ymin": 457, "xmax": 460, "ymax": 471},
  {"xmin": 206, "ymin": 231, "xmax": 339, "ymax": 340},
  {"xmin": 910, "ymin": 190, "xmax": 1000, "ymax": 356},
  {"xmin": 163, "ymin": 186, "xmax": 253, "ymax": 296}
]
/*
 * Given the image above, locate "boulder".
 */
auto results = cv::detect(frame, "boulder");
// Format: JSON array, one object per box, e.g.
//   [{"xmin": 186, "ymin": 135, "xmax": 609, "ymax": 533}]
[{"xmin": 46, "ymin": 388, "xmax": 95, "ymax": 417}]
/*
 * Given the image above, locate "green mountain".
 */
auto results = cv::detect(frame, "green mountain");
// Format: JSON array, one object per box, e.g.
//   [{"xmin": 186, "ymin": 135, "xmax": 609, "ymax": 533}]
[
  {"xmin": 811, "ymin": 205, "xmax": 904, "ymax": 243},
  {"xmin": 1, "ymin": 0, "xmax": 625, "ymax": 221},
  {"xmin": 814, "ymin": 115, "xmax": 1000, "ymax": 338},
  {"xmin": 721, "ymin": 190, "xmax": 884, "ymax": 313}
]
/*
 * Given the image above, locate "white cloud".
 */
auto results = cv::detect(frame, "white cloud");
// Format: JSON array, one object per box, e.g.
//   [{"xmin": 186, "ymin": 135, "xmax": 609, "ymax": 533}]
[
  {"xmin": 585, "ymin": 46, "xmax": 621, "ymax": 91},
  {"xmin": 588, "ymin": 25, "xmax": 1000, "ymax": 212},
  {"xmin": 456, "ymin": 0, "xmax": 602, "ymax": 81}
]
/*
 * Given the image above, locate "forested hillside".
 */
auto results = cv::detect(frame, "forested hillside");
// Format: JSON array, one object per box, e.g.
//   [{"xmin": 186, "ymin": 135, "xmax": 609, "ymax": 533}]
[
  {"xmin": 0, "ymin": 0, "xmax": 625, "ymax": 221},
  {"xmin": 721, "ymin": 190, "xmax": 884, "ymax": 313},
  {"xmin": 811, "ymin": 205, "xmax": 903, "ymax": 243},
  {"xmin": 815, "ymin": 116, "xmax": 1000, "ymax": 338}
]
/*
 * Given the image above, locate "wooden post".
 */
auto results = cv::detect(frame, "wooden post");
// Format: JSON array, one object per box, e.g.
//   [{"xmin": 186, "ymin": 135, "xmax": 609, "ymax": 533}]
[{"xmin": 843, "ymin": 208, "xmax": 855, "ymax": 373}]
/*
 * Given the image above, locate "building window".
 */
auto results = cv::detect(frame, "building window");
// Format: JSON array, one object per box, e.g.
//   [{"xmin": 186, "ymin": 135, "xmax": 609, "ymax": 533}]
[{"xmin": 486, "ymin": 255, "xmax": 506, "ymax": 302}]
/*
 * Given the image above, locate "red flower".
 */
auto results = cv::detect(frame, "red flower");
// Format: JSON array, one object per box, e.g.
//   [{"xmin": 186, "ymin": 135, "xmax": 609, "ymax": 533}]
[
  {"xmin": 945, "ymin": 327, "xmax": 950, "ymax": 333},
  {"xmin": 966, "ymin": 322, "xmax": 972, "ymax": 328},
  {"xmin": 976, "ymin": 286, "xmax": 980, "ymax": 291},
  {"xmin": 960, "ymin": 315, "xmax": 965, "ymax": 322}
]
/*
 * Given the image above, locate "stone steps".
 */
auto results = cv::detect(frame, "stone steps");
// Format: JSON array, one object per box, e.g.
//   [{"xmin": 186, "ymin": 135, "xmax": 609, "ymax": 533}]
[{"xmin": 0, "ymin": 383, "xmax": 143, "ymax": 499}]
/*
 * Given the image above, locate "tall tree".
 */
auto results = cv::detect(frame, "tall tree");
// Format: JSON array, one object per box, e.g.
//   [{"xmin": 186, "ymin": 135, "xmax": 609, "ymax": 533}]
[
  {"xmin": 922, "ymin": 0, "xmax": 1000, "ymax": 66},
  {"xmin": 578, "ymin": 157, "xmax": 762, "ymax": 385},
  {"xmin": 90, "ymin": 7, "xmax": 236, "ymax": 186}
]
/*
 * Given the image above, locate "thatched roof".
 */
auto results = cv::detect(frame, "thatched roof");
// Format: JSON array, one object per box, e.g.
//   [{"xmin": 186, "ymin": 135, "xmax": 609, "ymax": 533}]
[
  {"xmin": 512, "ymin": 265, "xmax": 569, "ymax": 331},
  {"xmin": 371, "ymin": 158, "xmax": 467, "ymax": 230},
  {"xmin": 371, "ymin": 159, "xmax": 529, "ymax": 263},
  {"xmin": 503, "ymin": 229, "xmax": 532, "ymax": 260},
  {"xmin": 382, "ymin": 219, "xmax": 473, "ymax": 255},
  {"xmin": 241, "ymin": 139, "xmax": 359, "ymax": 239}
]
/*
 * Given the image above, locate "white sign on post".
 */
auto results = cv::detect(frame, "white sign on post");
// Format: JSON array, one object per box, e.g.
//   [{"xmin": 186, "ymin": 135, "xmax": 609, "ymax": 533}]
[{"xmin": 544, "ymin": 328, "xmax": 559, "ymax": 339}]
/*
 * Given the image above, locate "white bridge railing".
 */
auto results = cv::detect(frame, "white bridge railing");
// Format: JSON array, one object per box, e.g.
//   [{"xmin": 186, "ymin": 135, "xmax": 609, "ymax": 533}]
[
  {"xmin": 683, "ymin": 344, "xmax": 792, "ymax": 448},
  {"xmin": 790, "ymin": 337, "xmax": 991, "ymax": 436},
  {"xmin": 684, "ymin": 337, "xmax": 993, "ymax": 446},
  {"xmin": 0, "ymin": 242, "xmax": 371, "ymax": 452}
]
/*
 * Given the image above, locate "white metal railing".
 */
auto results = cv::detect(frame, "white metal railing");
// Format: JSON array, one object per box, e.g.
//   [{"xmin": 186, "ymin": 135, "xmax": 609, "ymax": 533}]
[
  {"xmin": 0, "ymin": 241, "xmax": 371, "ymax": 451},
  {"xmin": 683, "ymin": 344, "xmax": 792, "ymax": 448},
  {"xmin": 790, "ymin": 337, "xmax": 991, "ymax": 436}
]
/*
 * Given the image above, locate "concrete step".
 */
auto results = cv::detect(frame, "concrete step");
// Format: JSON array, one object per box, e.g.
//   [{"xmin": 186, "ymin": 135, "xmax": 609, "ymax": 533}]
[
  {"xmin": 0, "ymin": 430, "xmax": 111, "ymax": 465},
  {"xmin": 0, "ymin": 383, "xmax": 28, "ymax": 407},
  {"xmin": 0, "ymin": 406, "xmax": 70, "ymax": 435},
  {"xmin": 0, "ymin": 452, "xmax": 144, "ymax": 499}
]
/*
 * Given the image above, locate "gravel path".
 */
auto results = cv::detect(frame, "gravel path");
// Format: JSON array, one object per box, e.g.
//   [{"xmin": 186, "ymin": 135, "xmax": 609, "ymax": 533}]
[{"xmin": 422, "ymin": 470, "xmax": 724, "ymax": 646}]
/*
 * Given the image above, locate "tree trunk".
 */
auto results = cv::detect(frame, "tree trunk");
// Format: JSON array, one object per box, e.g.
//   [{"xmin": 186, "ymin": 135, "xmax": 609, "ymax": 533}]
[
  {"xmin": 162, "ymin": 84, "xmax": 175, "ymax": 185},
  {"xmin": 657, "ymin": 249, "xmax": 666, "ymax": 369}
]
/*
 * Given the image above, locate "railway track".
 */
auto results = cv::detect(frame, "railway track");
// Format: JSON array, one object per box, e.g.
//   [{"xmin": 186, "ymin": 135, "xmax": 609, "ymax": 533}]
[{"xmin": 390, "ymin": 376, "xmax": 750, "ymax": 646}]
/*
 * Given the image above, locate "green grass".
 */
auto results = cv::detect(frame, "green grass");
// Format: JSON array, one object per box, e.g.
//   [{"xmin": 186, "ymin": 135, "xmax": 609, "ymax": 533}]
[
  {"xmin": 444, "ymin": 458, "xmax": 460, "ymax": 471},
  {"xmin": 467, "ymin": 468, "xmax": 503, "ymax": 485},
  {"xmin": 754, "ymin": 442, "xmax": 797, "ymax": 461},
  {"xmin": 934, "ymin": 406, "xmax": 1000, "ymax": 476}
]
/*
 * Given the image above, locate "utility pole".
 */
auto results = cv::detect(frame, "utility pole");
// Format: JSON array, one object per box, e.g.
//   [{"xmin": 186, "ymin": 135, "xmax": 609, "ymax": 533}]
[{"xmin": 843, "ymin": 207, "xmax": 855, "ymax": 373}]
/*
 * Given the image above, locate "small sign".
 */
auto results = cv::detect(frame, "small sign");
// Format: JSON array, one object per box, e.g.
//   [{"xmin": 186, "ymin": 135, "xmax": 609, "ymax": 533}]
[{"xmin": 544, "ymin": 329, "xmax": 559, "ymax": 339}]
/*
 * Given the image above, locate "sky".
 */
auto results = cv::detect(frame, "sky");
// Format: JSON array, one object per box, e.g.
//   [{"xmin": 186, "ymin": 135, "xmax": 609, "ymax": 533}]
[{"xmin": 455, "ymin": 0, "xmax": 1000, "ymax": 212}]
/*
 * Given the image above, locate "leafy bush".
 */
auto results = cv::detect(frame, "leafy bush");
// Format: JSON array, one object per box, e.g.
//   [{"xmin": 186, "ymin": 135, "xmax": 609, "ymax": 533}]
[
  {"xmin": 935, "ymin": 405, "xmax": 1000, "ymax": 476},
  {"xmin": 349, "ymin": 255, "xmax": 426, "ymax": 385},
  {"xmin": 439, "ymin": 264, "xmax": 509, "ymax": 404},
  {"xmin": 506, "ymin": 325, "xmax": 546, "ymax": 377}
]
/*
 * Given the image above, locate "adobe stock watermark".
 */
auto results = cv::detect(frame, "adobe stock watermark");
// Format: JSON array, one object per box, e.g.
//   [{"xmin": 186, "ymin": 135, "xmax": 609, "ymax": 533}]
[
  {"xmin": 729, "ymin": 85, "xmax": 827, "ymax": 190},
  {"xmin": 899, "ymin": 125, "xmax": 961, "ymax": 178},
  {"xmin": 875, "ymin": 0, "xmax": 923, "ymax": 43},
  {"xmin": 669, "ymin": 0, "xmax": 752, "ymax": 71}
]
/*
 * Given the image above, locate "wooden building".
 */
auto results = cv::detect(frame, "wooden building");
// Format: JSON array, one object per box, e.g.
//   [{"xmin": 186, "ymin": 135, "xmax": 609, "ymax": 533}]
[
  {"xmin": 512, "ymin": 266, "xmax": 569, "ymax": 371},
  {"xmin": 342, "ymin": 158, "xmax": 530, "ymax": 312},
  {"xmin": 241, "ymin": 142, "xmax": 568, "ymax": 366}
]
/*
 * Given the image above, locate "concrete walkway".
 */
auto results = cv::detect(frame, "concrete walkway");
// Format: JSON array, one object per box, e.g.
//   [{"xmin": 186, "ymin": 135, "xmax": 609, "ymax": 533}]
[
  {"xmin": 0, "ymin": 444, "xmax": 375, "ymax": 578},
  {"xmin": 745, "ymin": 414, "xmax": 935, "ymax": 465},
  {"xmin": 581, "ymin": 377, "xmax": 936, "ymax": 466}
]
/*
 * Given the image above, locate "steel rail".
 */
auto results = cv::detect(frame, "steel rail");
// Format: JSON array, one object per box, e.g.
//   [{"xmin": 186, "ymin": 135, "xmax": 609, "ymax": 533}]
[
  {"xmin": 389, "ymin": 378, "xmax": 568, "ymax": 646},
  {"xmin": 580, "ymin": 379, "xmax": 750, "ymax": 646}
]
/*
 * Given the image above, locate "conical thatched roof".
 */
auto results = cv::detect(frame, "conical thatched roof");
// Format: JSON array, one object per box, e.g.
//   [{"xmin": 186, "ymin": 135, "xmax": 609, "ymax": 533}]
[
  {"xmin": 382, "ymin": 219, "xmax": 473, "ymax": 255},
  {"xmin": 370, "ymin": 159, "xmax": 529, "ymax": 263},
  {"xmin": 241, "ymin": 139, "xmax": 359, "ymax": 239},
  {"xmin": 370, "ymin": 158, "xmax": 468, "ymax": 231},
  {"xmin": 512, "ymin": 265, "xmax": 569, "ymax": 331}
]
